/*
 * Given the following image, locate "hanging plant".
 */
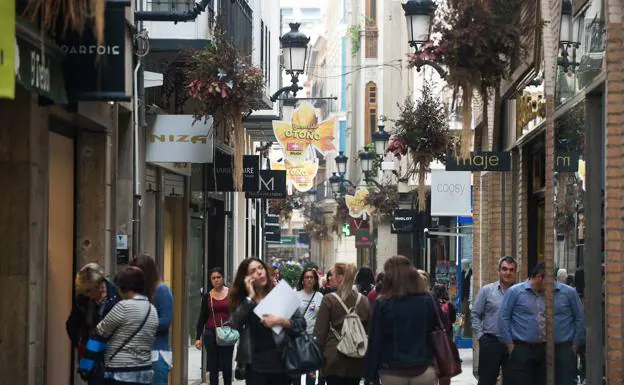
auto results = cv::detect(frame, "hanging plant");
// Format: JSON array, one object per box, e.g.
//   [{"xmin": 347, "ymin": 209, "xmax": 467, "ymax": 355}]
[
  {"xmin": 186, "ymin": 20, "xmax": 265, "ymax": 191},
  {"xmin": 408, "ymin": 0, "xmax": 531, "ymax": 156},
  {"xmin": 348, "ymin": 24, "xmax": 362, "ymax": 57},
  {"xmin": 304, "ymin": 217, "xmax": 331, "ymax": 240},
  {"xmin": 387, "ymin": 83, "xmax": 456, "ymax": 211},
  {"xmin": 364, "ymin": 185, "xmax": 399, "ymax": 220},
  {"xmin": 268, "ymin": 193, "xmax": 305, "ymax": 224}
]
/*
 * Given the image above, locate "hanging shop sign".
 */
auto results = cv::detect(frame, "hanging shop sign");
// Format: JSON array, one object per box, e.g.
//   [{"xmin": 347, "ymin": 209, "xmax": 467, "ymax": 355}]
[
  {"xmin": 431, "ymin": 170, "xmax": 472, "ymax": 217},
  {"xmin": 445, "ymin": 151, "xmax": 512, "ymax": 172},
  {"xmin": 0, "ymin": 3, "xmax": 15, "ymax": 99},
  {"xmin": 245, "ymin": 170, "xmax": 288, "ymax": 199},
  {"xmin": 273, "ymin": 102, "xmax": 337, "ymax": 159},
  {"xmin": 243, "ymin": 155, "xmax": 260, "ymax": 192},
  {"xmin": 57, "ymin": 4, "xmax": 130, "ymax": 101},
  {"xmin": 146, "ymin": 115, "xmax": 214, "ymax": 163},
  {"xmin": 345, "ymin": 187, "xmax": 375, "ymax": 218},
  {"xmin": 554, "ymin": 152, "xmax": 580, "ymax": 172},
  {"xmin": 348, "ymin": 217, "xmax": 369, "ymax": 234},
  {"xmin": 265, "ymin": 213, "xmax": 281, "ymax": 243},
  {"xmin": 284, "ymin": 159, "xmax": 319, "ymax": 192},
  {"xmin": 391, "ymin": 209, "xmax": 418, "ymax": 234},
  {"xmin": 12, "ymin": 23, "xmax": 68, "ymax": 103},
  {"xmin": 355, "ymin": 229, "xmax": 374, "ymax": 249}
]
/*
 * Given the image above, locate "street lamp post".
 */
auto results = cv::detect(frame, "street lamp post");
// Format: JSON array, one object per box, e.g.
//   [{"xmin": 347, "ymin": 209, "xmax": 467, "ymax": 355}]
[
  {"xmin": 558, "ymin": 0, "xmax": 582, "ymax": 73},
  {"xmin": 402, "ymin": 0, "xmax": 447, "ymax": 79},
  {"xmin": 271, "ymin": 23, "xmax": 311, "ymax": 102}
]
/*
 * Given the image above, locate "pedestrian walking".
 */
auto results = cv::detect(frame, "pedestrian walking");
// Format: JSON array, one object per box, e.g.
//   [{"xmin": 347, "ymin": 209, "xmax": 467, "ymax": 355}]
[
  {"xmin": 293, "ymin": 268, "xmax": 324, "ymax": 385},
  {"xmin": 315, "ymin": 262, "xmax": 371, "ymax": 385},
  {"xmin": 354, "ymin": 266, "xmax": 375, "ymax": 296},
  {"xmin": 80, "ymin": 266, "xmax": 159, "ymax": 385},
  {"xmin": 365, "ymin": 256, "xmax": 439, "ymax": 385},
  {"xmin": 319, "ymin": 270, "xmax": 336, "ymax": 295},
  {"xmin": 229, "ymin": 258, "xmax": 306, "ymax": 385},
  {"xmin": 131, "ymin": 255, "xmax": 173, "ymax": 385},
  {"xmin": 471, "ymin": 256, "xmax": 517, "ymax": 385},
  {"xmin": 367, "ymin": 272, "xmax": 384, "ymax": 310},
  {"xmin": 498, "ymin": 262, "xmax": 585, "ymax": 385},
  {"xmin": 195, "ymin": 267, "xmax": 235, "ymax": 385},
  {"xmin": 66, "ymin": 263, "xmax": 120, "ymax": 385}
]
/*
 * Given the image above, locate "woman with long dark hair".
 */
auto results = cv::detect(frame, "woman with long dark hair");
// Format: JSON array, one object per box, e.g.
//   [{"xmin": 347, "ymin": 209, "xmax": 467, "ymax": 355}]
[
  {"xmin": 294, "ymin": 268, "xmax": 324, "ymax": 385},
  {"xmin": 365, "ymin": 256, "xmax": 439, "ymax": 385},
  {"xmin": 130, "ymin": 255, "xmax": 173, "ymax": 385},
  {"xmin": 195, "ymin": 267, "xmax": 234, "ymax": 385},
  {"xmin": 354, "ymin": 266, "xmax": 375, "ymax": 296},
  {"xmin": 229, "ymin": 258, "xmax": 306, "ymax": 385},
  {"xmin": 367, "ymin": 272, "xmax": 385, "ymax": 309}
]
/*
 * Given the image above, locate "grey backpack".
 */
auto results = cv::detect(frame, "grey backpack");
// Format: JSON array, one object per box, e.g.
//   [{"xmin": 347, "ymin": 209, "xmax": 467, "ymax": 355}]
[{"xmin": 329, "ymin": 292, "xmax": 368, "ymax": 358}]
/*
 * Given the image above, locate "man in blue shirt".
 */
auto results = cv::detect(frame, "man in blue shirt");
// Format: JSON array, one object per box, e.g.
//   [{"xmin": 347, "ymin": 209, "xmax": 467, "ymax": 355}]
[
  {"xmin": 471, "ymin": 256, "xmax": 517, "ymax": 385},
  {"xmin": 498, "ymin": 262, "xmax": 585, "ymax": 385}
]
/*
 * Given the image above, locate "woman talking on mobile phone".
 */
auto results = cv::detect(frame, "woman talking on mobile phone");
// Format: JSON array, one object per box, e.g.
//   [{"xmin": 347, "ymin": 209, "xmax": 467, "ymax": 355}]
[{"xmin": 228, "ymin": 258, "xmax": 306, "ymax": 385}]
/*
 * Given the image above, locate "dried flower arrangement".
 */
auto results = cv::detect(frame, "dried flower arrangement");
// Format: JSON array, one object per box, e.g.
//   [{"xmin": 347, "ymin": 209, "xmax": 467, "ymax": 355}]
[
  {"xmin": 364, "ymin": 184, "xmax": 399, "ymax": 220},
  {"xmin": 186, "ymin": 21, "xmax": 265, "ymax": 191}
]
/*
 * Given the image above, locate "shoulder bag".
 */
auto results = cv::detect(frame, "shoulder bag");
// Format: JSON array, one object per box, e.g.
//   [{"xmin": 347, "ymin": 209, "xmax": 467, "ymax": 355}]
[
  {"xmin": 210, "ymin": 294, "xmax": 240, "ymax": 347},
  {"xmin": 282, "ymin": 293, "xmax": 324, "ymax": 377},
  {"xmin": 428, "ymin": 294, "xmax": 462, "ymax": 379}
]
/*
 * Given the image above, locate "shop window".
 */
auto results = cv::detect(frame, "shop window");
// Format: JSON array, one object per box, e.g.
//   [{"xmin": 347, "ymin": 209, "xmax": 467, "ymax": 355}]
[
  {"xmin": 364, "ymin": 82, "xmax": 377, "ymax": 144},
  {"xmin": 365, "ymin": 28, "xmax": 378, "ymax": 58}
]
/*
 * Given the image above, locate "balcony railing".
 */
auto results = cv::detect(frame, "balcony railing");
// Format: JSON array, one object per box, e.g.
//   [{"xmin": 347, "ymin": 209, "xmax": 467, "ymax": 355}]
[{"xmin": 219, "ymin": 0, "xmax": 253, "ymax": 58}]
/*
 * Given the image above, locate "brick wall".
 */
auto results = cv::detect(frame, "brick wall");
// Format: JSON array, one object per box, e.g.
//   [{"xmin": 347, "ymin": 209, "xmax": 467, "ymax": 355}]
[{"xmin": 605, "ymin": 1, "xmax": 624, "ymax": 382}]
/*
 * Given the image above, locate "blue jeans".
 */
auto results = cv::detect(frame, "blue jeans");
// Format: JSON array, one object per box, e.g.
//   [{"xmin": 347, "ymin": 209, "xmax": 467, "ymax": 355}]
[{"xmin": 152, "ymin": 355, "xmax": 171, "ymax": 385}]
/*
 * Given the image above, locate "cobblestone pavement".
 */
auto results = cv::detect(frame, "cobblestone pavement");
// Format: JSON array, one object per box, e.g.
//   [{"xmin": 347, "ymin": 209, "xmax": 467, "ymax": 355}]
[{"xmin": 189, "ymin": 348, "xmax": 477, "ymax": 385}]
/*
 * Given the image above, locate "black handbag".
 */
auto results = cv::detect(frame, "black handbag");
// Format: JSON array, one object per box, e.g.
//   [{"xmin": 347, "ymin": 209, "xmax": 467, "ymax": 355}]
[{"xmin": 282, "ymin": 332, "xmax": 324, "ymax": 377}]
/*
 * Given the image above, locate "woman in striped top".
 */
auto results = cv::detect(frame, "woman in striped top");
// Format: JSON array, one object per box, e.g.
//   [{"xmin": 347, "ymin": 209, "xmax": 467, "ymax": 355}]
[{"xmin": 96, "ymin": 266, "xmax": 159, "ymax": 385}]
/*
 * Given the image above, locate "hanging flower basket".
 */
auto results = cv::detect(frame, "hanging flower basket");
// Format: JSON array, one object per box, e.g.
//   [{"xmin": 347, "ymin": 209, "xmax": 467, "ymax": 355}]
[
  {"xmin": 304, "ymin": 218, "xmax": 331, "ymax": 240},
  {"xmin": 407, "ymin": 0, "xmax": 531, "ymax": 154},
  {"xmin": 387, "ymin": 83, "xmax": 456, "ymax": 211},
  {"xmin": 364, "ymin": 185, "xmax": 399, "ymax": 221},
  {"xmin": 186, "ymin": 20, "xmax": 265, "ymax": 191}
]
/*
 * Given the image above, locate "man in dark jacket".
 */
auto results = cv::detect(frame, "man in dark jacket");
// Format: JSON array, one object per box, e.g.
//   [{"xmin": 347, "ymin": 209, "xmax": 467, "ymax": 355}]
[{"xmin": 66, "ymin": 263, "xmax": 120, "ymax": 384}]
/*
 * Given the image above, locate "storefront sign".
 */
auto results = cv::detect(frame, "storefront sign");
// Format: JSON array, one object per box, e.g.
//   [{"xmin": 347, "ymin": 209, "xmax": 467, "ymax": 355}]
[
  {"xmin": 431, "ymin": 170, "xmax": 472, "ymax": 216},
  {"xmin": 265, "ymin": 214, "xmax": 281, "ymax": 243},
  {"xmin": 273, "ymin": 102, "xmax": 337, "ymax": 159},
  {"xmin": 0, "ymin": 3, "xmax": 15, "ymax": 99},
  {"xmin": 391, "ymin": 209, "xmax": 418, "ymax": 234},
  {"xmin": 554, "ymin": 152, "xmax": 580, "ymax": 172},
  {"xmin": 207, "ymin": 150, "xmax": 234, "ymax": 191},
  {"xmin": 14, "ymin": 31, "xmax": 67, "ymax": 103},
  {"xmin": 445, "ymin": 151, "xmax": 512, "ymax": 172},
  {"xmin": 345, "ymin": 188, "xmax": 375, "ymax": 218},
  {"xmin": 57, "ymin": 4, "xmax": 130, "ymax": 101},
  {"xmin": 243, "ymin": 155, "xmax": 260, "ymax": 191},
  {"xmin": 348, "ymin": 217, "xmax": 369, "ymax": 234},
  {"xmin": 245, "ymin": 170, "xmax": 288, "ymax": 199},
  {"xmin": 355, "ymin": 229, "xmax": 374, "ymax": 249},
  {"xmin": 146, "ymin": 115, "xmax": 214, "ymax": 163}
]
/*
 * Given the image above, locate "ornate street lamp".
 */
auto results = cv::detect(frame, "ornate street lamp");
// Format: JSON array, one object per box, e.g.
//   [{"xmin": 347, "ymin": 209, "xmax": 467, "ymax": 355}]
[
  {"xmin": 271, "ymin": 23, "xmax": 311, "ymax": 102},
  {"xmin": 329, "ymin": 172, "xmax": 343, "ymax": 195},
  {"xmin": 359, "ymin": 150, "xmax": 375, "ymax": 174},
  {"xmin": 402, "ymin": 0, "xmax": 437, "ymax": 50},
  {"xmin": 372, "ymin": 118, "xmax": 391, "ymax": 156},
  {"xmin": 307, "ymin": 189, "xmax": 317, "ymax": 204},
  {"xmin": 335, "ymin": 151, "xmax": 348, "ymax": 176},
  {"xmin": 559, "ymin": 0, "xmax": 582, "ymax": 73}
]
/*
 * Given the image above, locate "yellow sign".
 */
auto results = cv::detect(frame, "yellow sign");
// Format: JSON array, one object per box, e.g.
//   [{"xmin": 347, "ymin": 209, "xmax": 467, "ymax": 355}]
[
  {"xmin": 0, "ymin": 1, "xmax": 16, "ymax": 99},
  {"xmin": 345, "ymin": 188, "xmax": 375, "ymax": 218},
  {"xmin": 271, "ymin": 159, "xmax": 319, "ymax": 192},
  {"xmin": 273, "ymin": 102, "xmax": 337, "ymax": 159}
]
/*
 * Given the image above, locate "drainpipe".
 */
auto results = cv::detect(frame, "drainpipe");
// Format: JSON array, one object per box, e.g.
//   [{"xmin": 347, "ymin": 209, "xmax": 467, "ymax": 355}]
[
  {"xmin": 132, "ymin": 61, "xmax": 142, "ymax": 257},
  {"xmin": 134, "ymin": 0, "xmax": 212, "ymax": 22}
]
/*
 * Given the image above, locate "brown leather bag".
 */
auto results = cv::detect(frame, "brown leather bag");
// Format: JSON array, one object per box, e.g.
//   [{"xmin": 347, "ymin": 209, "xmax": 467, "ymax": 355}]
[{"xmin": 428, "ymin": 295, "xmax": 462, "ymax": 379}]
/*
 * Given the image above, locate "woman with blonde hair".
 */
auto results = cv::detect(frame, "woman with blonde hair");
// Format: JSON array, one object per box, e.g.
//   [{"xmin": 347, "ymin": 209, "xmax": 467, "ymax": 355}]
[
  {"xmin": 315, "ymin": 263, "xmax": 371, "ymax": 385},
  {"xmin": 366, "ymin": 256, "xmax": 440, "ymax": 385}
]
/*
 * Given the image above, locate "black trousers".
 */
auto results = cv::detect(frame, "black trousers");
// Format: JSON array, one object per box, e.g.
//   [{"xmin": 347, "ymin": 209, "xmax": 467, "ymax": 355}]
[
  {"xmin": 203, "ymin": 329, "xmax": 234, "ymax": 385},
  {"xmin": 478, "ymin": 334, "xmax": 508, "ymax": 385},
  {"xmin": 245, "ymin": 370, "xmax": 292, "ymax": 385},
  {"xmin": 505, "ymin": 342, "xmax": 577, "ymax": 385},
  {"xmin": 324, "ymin": 376, "xmax": 361, "ymax": 385}
]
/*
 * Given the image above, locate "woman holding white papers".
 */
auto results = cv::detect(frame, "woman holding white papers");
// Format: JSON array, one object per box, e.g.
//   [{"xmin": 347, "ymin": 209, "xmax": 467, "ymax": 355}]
[{"xmin": 229, "ymin": 258, "xmax": 307, "ymax": 385}]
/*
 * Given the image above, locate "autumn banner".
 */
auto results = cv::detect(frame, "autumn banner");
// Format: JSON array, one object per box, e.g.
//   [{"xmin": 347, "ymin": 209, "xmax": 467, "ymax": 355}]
[
  {"xmin": 271, "ymin": 159, "xmax": 319, "ymax": 193},
  {"xmin": 273, "ymin": 102, "xmax": 337, "ymax": 159},
  {"xmin": 345, "ymin": 188, "xmax": 375, "ymax": 218}
]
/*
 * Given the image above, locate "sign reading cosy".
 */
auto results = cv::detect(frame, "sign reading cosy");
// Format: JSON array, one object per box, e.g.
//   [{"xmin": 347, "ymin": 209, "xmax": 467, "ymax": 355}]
[
  {"xmin": 445, "ymin": 151, "xmax": 512, "ymax": 172},
  {"xmin": 57, "ymin": 4, "xmax": 130, "ymax": 101},
  {"xmin": 273, "ymin": 102, "xmax": 337, "ymax": 159},
  {"xmin": 431, "ymin": 170, "xmax": 472, "ymax": 216}
]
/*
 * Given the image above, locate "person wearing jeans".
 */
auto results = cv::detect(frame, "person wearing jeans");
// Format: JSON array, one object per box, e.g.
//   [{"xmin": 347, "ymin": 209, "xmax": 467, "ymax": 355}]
[{"xmin": 471, "ymin": 256, "xmax": 517, "ymax": 385}]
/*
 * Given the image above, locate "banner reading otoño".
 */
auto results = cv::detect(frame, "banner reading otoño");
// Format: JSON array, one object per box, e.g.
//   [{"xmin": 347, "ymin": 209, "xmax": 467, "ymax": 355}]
[
  {"xmin": 345, "ymin": 187, "xmax": 375, "ymax": 218},
  {"xmin": 273, "ymin": 102, "xmax": 337, "ymax": 159},
  {"xmin": 271, "ymin": 159, "xmax": 319, "ymax": 193},
  {"xmin": 0, "ymin": 2, "xmax": 16, "ymax": 99}
]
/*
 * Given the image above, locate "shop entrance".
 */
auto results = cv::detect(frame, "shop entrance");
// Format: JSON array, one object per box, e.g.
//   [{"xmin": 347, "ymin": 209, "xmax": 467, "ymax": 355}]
[{"xmin": 46, "ymin": 132, "xmax": 75, "ymax": 385}]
